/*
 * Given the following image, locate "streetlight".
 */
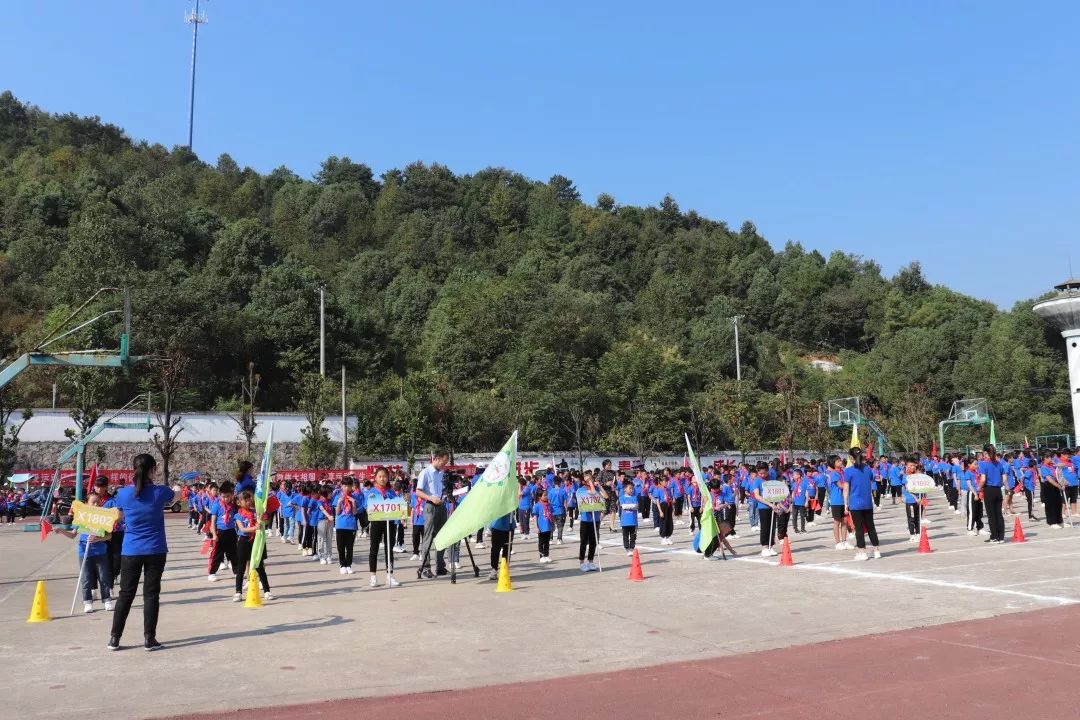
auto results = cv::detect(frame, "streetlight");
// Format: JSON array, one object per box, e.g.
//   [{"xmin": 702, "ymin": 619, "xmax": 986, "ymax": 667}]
[{"xmin": 730, "ymin": 315, "xmax": 744, "ymax": 381}]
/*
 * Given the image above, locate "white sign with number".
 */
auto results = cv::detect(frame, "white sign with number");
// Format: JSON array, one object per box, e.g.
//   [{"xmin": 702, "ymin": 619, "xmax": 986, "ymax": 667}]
[
  {"xmin": 904, "ymin": 473, "xmax": 936, "ymax": 495},
  {"xmin": 761, "ymin": 480, "xmax": 790, "ymax": 503}
]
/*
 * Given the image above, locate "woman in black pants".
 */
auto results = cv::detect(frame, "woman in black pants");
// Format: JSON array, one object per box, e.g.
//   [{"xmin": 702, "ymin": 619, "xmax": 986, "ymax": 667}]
[
  {"xmin": 576, "ymin": 473, "xmax": 607, "ymax": 571},
  {"xmin": 108, "ymin": 454, "xmax": 181, "ymax": 651},
  {"xmin": 978, "ymin": 445, "xmax": 1006, "ymax": 543}
]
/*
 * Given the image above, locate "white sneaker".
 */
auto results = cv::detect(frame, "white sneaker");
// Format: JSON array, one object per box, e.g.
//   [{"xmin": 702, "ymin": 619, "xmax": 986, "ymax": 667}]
[
  {"xmin": 588, "ymin": 562, "xmax": 600, "ymax": 572},
  {"xmin": 339, "ymin": 567, "xmax": 347, "ymax": 575},
  {"xmin": 369, "ymin": 575, "xmax": 378, "ymax": 587},
  {"xmin": 580, "ymin": 562, "xmax": 590, "ymax": 572},
  {"xmin": 410, "ymin": 554, "xmax": 420, "ymax": 561},
  {"xmin": 626, "ymin": 550, "xmax": 633, "ymax": 556},
  {"xmin": 835, "ymin": 542, "xmax": 844, "ymax": 550},
  {"xmin": 208, "ymin": 574, "xmax": 218, "ymax": 582},
  {"xmin": 854, "ymin": 551, "xmax": 868, "ymax": 561},
  {"xmin": 387, "ymin": 575, "xmax": 401, "ymax": 588},
  {"xmin": 320, "ymin": 558, "xmax": 328, "ymax": 565},
  {"xmin": 806, "ymin": 521, "xmax": 816, "ymax": 527},
  {"xmin": 845, "ymin": 541, "xmax": 856, "ymax": 549},
  {"xmin": 954, "ymin": 509, "xmax": 961, "ymax": 514},
  {"xmin": 475, "ymin": 543, "xmax": 485, "ymax": 549},
  {"xmin": 103, "ymin": 600, "xmax": 115, "ymax": 611},
  {"xmin": 280, "ymin": 537, "xmax": 287, "ymax": 544},
  {"xmin": 264, "ymin": 592, "xmax": 275, "ymax": 600},
  {"xmin": 873, "ymin": 550, "xmax": 882, "ymax": 559},
  {"xmin": 1055, "ymin": 524, "xmax": 1065, "ymax": 529},
  {"xmin": 83, "ymin": 601, "xmax": 94, "ymax": 613},
  {"xmin": 232, "ymin": 592, "xmax": 242, "ymax": 602},
  {"xmin": 966, "ymin": 530, "xmax": 977, "ymax": 536},
  {"xmin": 346, "ymin": 566, "xmax": 354, "ymax": 574},
  {"xmin": 922, "ymin": 518, "xmax": 931, "ymax": 526}
]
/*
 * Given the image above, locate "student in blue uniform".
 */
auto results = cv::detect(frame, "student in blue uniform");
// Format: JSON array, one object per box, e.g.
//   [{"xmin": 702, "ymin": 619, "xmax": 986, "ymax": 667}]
[
  {"xmin": 532, "ymin": 486, "xmax": 554, "ymax": 563},
  {"xmin": 207, "ymin": 481, "xmax": 238, "ymax": 582},
  {"xmin": 978, "ymin": 445, "xmax": 1006, "ymax": 543},
  {"xmin": 549, "ymin": 477, "xmax": 567, "ymax": 545},
  {"xmin": 687, "ymin": 475, "xmax": 702, "ymax": 534},
  {"xmin": 901, "ymin": 456, "xmax": 922, "ymax": 541},
  {"xmin": 278, "ymin": 483, "xmax": 295, "ymax": 544},
  {"xmin": 842, "ymin": 447, "xmax": 880, "ymax": 560},
  {"xmin": 888, "ymin": 461, "xmax": 904, "ymax": 506},
  {"xmin": 366, "ymin": 468, "xmax": 401, "ymax": 588},
  {"xmin": 576, "ymin": 472, "xmax": 607, "ymax": 572},
  {"xmin": 517, "ymin": 478, "xmax": 535, "ymax": 540},
  {"xmin": 54, "ymin": 491, "xmax": 113, "ymax": 613},
  {"xmin": 790, "ymin": 469, "xmax": 808, "ymax": 534},
  {"xmin": 335, "ymin": 478, "xmax": 359, "ymax": 574},
  {"xmin": 487, "ymin": 512, "xmax": 514, "ymax": 580},
  {"xmin": 619, "ymin": 480, "xmax": 639, "ymax": 555},
  {"xmin": 234, "ymin": 490, "xmax": 273, "ymax": 601}
]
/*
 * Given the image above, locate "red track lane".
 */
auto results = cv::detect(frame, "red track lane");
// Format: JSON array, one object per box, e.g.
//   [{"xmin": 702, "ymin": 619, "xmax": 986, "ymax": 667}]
[{"xmin": 174, "ymin": 605, "xmax": 1080, "ymax": 720}]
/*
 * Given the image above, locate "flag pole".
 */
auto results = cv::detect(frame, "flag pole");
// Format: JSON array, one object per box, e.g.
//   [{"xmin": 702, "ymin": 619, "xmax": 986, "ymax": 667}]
[{"xmin": 70, "ymin": 538, "xmax": 94, "ymax": 616}]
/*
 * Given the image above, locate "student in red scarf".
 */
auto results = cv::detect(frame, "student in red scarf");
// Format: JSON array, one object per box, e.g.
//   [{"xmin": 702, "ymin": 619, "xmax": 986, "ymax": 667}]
[
  {"xmin": 531, "ymin": 486, "xmax": 555, "ymax": 563},
  {"xmin": 234, "ymin": 490, "xmax": 273, "ymax": 601},
  {"xmin": 365, "ymin": 468, "xmax": 401, "ymax": 588}
]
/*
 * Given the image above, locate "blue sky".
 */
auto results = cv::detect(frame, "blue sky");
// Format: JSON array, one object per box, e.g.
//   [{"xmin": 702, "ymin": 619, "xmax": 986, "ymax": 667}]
[{"xmin": 3, "ymin": 1, "xmax": 1077, "ymax": 308}]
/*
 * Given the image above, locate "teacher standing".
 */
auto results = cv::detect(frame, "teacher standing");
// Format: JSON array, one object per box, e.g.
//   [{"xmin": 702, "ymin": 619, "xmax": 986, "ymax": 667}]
[{"xmin": 108, "ymin": 454, "xmax": 181, "ymax": 651}]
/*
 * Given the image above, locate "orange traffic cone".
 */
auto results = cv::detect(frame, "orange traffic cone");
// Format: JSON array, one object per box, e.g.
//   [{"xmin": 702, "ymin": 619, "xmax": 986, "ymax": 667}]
[
  {"xmin": 779, "ymin": 536, "xmax": 794, "ymax": 566},
  {"xmin": 917, "ymin": 526, "xmax": 933, "ymax": 554},
  {"xmin": 628, "ymin": 548, "xmax": 645, "ymax": 581},
  {"xmin": 1011, "ymin": 516, "xmax": 1026, "ymax": 544},
  {"xmin": 200, "ymin": 538, "xmax": 212, "ymax": 556}
]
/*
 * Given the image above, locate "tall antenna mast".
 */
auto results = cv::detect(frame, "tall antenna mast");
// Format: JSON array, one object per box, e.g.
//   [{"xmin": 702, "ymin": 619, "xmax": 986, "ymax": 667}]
[{"xmin": 185, "ymin": 0, "xmax": 208, "ymax": 151}]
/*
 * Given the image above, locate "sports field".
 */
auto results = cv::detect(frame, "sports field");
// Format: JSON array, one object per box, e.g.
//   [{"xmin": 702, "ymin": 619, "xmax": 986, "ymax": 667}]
[{"xmin": 1, "ymin": 500, "xmax": 1077, "ymax": 720}]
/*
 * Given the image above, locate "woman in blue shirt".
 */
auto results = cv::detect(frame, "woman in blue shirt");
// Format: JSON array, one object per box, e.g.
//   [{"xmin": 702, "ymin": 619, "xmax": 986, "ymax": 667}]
[
  {"xmin": 108, "ymin": 454, "xmax": 181, "ymax": 651},
  {"xmin": 842, "ymin": 447, "xmax": 881, "ymax": 560},
  {"xmin": 978, "ymin": 445, "xmax": 1006, "ymax": 543},
  {"xmin": 826, "ymin": 455, "xmax": 850, "ymax": 550}
]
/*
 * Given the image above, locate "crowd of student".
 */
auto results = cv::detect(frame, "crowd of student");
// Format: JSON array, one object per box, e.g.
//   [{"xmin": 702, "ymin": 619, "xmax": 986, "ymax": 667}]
[{"xmin": 40, "ymin": 442, "xmax": 1080, "ymax": 649}]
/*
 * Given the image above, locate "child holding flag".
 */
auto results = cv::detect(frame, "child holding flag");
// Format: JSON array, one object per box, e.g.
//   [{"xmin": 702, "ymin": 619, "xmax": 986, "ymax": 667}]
[
  {"xmin": 234, "ymin": 490, "xmax": 273, "ymax": 601},
  {"xmin": 208, "ymin": 482, "xmax": 238, "ymax": 582}
]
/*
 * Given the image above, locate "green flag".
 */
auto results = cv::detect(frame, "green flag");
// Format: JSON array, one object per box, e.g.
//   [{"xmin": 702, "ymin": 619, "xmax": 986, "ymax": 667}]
[
  {"xmin": 685, "ymin": 434, "xmax": 720, "ymax": 555},
  {"xmin": 989, "ymin": 418, "xmax": 997, "ymax": 447},
  {"xmin": 249, "ymin": 424, "xmax": 274, "ymax": 570},
  {"xmin": 434, "ymin": 431, "xmax": 518, "ymax": 551}
]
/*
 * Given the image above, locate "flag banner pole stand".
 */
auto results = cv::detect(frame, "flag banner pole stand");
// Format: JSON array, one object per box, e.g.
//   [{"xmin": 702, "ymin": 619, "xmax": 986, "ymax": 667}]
[
  {"xmin": 594, "ymin": 517, "xmax": 602, "ymax": 572},
  {"xmin": 385, "ymin": 520, "xmax": 391, "ymax": 588},
  {"xmin": 70, "ymin": 543, "xmax": 93, "ymax": 616}
]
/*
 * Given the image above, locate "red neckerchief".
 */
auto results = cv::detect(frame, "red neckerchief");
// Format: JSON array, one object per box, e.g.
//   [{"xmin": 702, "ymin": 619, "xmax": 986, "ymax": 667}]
[
  {"xmin": 372, "ymin": 484, "xmax": 391, "ymax": 499},
  {"xmin": 219, "ymin": 501, "xmax": 234, "ymax": 528},
  {"xmin": 238, "ymin": 508, "xmax": 256, "ymax": 531},
  {"xmin": 539, "ymin": 499, "xmax": 552, "ymax": 523},
  {"xmin": 340, "ymin": 493, "xmax": 355, "ymax": 515}
]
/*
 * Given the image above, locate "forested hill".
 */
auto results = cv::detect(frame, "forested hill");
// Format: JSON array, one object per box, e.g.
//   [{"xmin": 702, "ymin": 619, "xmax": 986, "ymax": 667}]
[{"xmin": 0, "ymin": 92, "xmax": 1069, "ymax": 458}]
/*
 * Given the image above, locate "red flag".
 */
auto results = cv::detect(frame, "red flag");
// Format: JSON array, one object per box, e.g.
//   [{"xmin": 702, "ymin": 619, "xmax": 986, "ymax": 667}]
[
  {"xmin": 682, "ymin": 453, "xmax": 690, "ymax": 469},
  {"xmin": 87, "ymin": 463, "xmax": 98, "ymax": 497},
  {"xmin": 865, "ymin": 442, "xmax": 874, "ymax": 459},
  {"xmin": 779, "ymin": 451, "xmax": 786, "ymax": 465},
  {"xmin": 1024, "ymin": 436, "xmax": 1030, "ymax": 449},
  {"xmin": 931, "ymin": 439, "xmax": 938, "ymax": 458},
  {"xmin": 40, "ymin": 518, "xmax": 53, "ymax": 542}
]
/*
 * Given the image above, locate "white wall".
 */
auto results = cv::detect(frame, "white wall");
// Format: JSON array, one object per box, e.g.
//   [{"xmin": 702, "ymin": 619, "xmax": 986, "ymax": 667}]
[{"xmin": 7, "ymin": 409, "xmax": 357, "ymax": 444}]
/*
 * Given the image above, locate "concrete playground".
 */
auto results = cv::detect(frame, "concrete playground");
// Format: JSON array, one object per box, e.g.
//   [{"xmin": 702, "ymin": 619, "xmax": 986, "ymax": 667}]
[{"xmin": 1, "ymin": 498, "xmax": 1078, "ymax": 719}]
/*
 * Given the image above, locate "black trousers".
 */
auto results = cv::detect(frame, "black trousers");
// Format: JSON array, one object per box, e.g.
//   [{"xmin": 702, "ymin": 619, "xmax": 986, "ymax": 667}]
[
  {"xmin": 657, "ymin": 502, "xmax": 674, "ymax": 538},
  {"xmin": 1044, "ymin": 484, "xmax": 1064, "ymax": 525},
  {"xmin": 419, "ymin": 503, "xmax": 447, "ymax": 573},
  {"xmin": 235, "ymin": 539, "xmax": 269, "ymax": 593},
  {"xmin": 110, "ymin": 553, "xmax": 167, "ymax": 642},
  {"xmin": 1023, "ymin": 488, "xmax": 1036, "ymax": 519},
  {"xmin": 489, "ymin": 528, "xmax": 509, "ymax": 570},
  {"xmin": 638, "ymin": 495, "xmax": 650, "ymax": 519},
  {"xmin": 689, "ymin": 506, "xmax": 702, "ymax": 531},
  {"xmin": 622, "ymin": 525, "xmax": 637, "ymax": 550},
  {"xmin": 209, "ymin": 530, "xmax": 238, "ymax": 575},
  {"xmin": 850, "ymin": 508, "xmax": 879, "ymax": 549},
  {"xmin": 537, "ymin": 530, "xmax": 552, "ymax": 557},
  {"xmin": 758, "ymin": 507, "xmax": 776, "ymax": 546},
  {"xmin": 967, "ymin": 493, "xmax": 984, "ymax": 531},
  {"xmin": 108, "ymin": 531, "xmax": 124, "ymax": 589},
  {"xmin": 578, "ymin": 521, "xmax": 597, "ymax": 562},
  {"xmin": 984, "ymin": 486, "xmax": 1005, "ymax": 541},
  {"xmin": 336, "ymin": 529, "xmax": 356, "ymax": 568},
  {"xmin": 369, "ymin": 521, "xmax": 394, "ymax": 574},
  {"xmin": 412, "ymin": 525, "xmax": 423, "ymax": 554},
  {"xmin": 905, "ymin": 503, "xmax": 921, "ymax": 535}
]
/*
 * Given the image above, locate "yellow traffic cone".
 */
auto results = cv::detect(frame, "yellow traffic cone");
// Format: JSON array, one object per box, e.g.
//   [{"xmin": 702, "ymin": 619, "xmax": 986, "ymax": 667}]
[
  {"xmin": 27, "ymin": 580, "xmax": 51, "ymax": 623},
  {"xmin": 495, "ymin": 557, "xmax": 513, "ymax": 593},
  {"xmin": 244, "ymin": 569, "xmax": 263, "ymax": 608}
]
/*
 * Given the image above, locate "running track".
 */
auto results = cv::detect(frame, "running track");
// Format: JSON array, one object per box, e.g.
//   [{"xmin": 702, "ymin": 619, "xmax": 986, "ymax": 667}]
[{"xmin": 173, "ymin": 604, "xmax": 1078, "ymax": 720}]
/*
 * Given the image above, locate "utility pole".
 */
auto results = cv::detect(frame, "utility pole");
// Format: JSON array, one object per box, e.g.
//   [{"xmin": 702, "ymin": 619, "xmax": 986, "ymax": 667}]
[
  {"xmin": 319, "ymin": 285, "xmax": 326, "ymax": 377},
  {"xmin": 185, "ymin": 0, "xmax": 208, "ymax": 151},
  {"xmin": 341, "ymin": 366, "xmax": 348, "ymax": 468},
  {"xmin": 731, "ymin": 315, "xmax": 744, "ymax": 381}
]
